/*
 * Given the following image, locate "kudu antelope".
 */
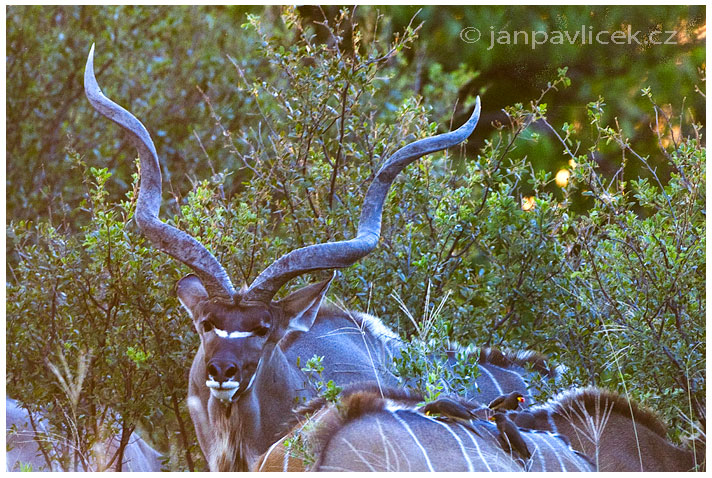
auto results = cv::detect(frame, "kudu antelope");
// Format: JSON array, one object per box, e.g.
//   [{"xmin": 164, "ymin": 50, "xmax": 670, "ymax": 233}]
[
  {"xmin": 84, "ymin": 45, "xmax": 480, "ymax": 470},
  {"xmin": 510, "ymin": 387, "xmax": 702, "ymax": 472},
  {"xmin": 254, "ymin": 384, "xmax": 595, "ymax": 472},
  {"xmin": 6, "ymin": 398, "xmax": 163, "ymax": 472}
]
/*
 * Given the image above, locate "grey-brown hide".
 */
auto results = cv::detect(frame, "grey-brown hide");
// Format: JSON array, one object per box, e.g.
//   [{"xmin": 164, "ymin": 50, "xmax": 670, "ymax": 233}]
[
  {"xmin": 306, "ymin": 388, "xmax": 594, "ymax": 472},
  {"xmin": 509, "ymin": 387, "xmax": 701, "ymax": 472}
]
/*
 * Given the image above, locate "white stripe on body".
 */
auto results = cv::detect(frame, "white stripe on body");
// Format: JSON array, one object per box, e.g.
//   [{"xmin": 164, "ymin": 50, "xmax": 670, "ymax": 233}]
[
  {"xmin": 283, "ymin": 441, "xmax": 290, "ymax": 472},
  {"xmin": 421, "ymin": 415, "xmax": 474, "ymax": 472},
  {"xmin": 256, "ymin": 439, "xmax": 283, "ymax": 472},
  {"xmin": 479, "ymin": 422, "xmax": 526, "ymax": 471},
  {"xmin": 391, "ymin": 411, "xmax": 434, "ymax": 472},
  {"xmin": 539, "ymin": 433, "xmax": 568, "ymax": 472},
  {"xmin": 547, "ymin": 411, "xmax": 559, "ymax": 433},
  {"xmin": 522, "ymin": 433, "xmax": 547, "ymax": 472},
  {"xmin": 539, "ymin": 431, "xmax": 580, "ymax": 471},
  {"xmin": 455, "ymin": 423, "xmax": 493, "ymax": 472},
  {"xmin": 478, "ymin": 365, "xmax": 504, "ymax": 395},
  {"xmin": 497, "ymin": 365, "xmax": 528, "ymax": 387}
]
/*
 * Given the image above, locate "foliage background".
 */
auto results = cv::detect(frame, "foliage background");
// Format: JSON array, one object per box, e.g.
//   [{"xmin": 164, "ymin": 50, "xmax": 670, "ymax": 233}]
[{"xmin": 6, "ymin": 5, "xmax": 705, "ymax": 471}]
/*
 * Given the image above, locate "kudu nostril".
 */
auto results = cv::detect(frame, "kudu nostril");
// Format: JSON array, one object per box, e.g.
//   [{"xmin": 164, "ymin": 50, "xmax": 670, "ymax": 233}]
[
  {"xmin": 224, "ymin": 364, "xmax": 237, "ymax": 379},
  {"xmin": 207, "ymin": 361, "xmax": 238, "ymax": 383}
]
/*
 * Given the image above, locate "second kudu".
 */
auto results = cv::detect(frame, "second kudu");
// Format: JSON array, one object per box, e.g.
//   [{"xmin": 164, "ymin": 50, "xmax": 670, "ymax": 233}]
[
  {"xmin": 84, "ymin": 45, "xmax": 481, "ymax": 470},
  {"xmin": 6, "ymin": 398, "xmax": 163, "ymax": 472},
  {"xmin": 253, "ymin": 384, "xmax": 596, "ymax": 472}
]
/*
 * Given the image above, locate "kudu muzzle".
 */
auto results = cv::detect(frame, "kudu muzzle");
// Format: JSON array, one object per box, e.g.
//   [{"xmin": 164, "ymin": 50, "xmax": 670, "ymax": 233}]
[
  {"xmin": 205, "ymin": 331, "xmax": 263, "ymax": 402},
  {"xmin": 206, "ymin": 357, "xmax": 241, "ymax": 402}
]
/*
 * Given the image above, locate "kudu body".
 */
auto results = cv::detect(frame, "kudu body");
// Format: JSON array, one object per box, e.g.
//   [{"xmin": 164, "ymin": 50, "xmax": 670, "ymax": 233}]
[
  {"xmin": 6, "ymin": 398, "xmax": 163, "ymax": 472},
  {"xmin": 510, "ymin": 387, "xmax": 702, "ymax": 472},
  {"xmin": 252, "ymin": 348, "xmax": 559, "ymax": 471},
  {"xmin": 441, "ymin": 346, "xmax": 557, "ymax": 405},
  {"xmin": 254, "ymin": 385, "xmax": 594, "ymax": 472},
  {"xmin": 84, "ymin": 45, "xmax": 480, "ymax": 470}
]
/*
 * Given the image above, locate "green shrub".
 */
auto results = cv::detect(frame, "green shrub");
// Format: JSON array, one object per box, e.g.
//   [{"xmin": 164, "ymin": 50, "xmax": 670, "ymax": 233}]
[{"xmin": 7, "ymin": 6, "xmax": 704, "ymax": 470}]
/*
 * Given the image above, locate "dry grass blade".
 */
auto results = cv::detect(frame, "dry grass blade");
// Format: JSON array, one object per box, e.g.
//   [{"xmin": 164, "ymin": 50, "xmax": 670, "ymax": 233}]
[
  {"xmin": 330, "ymin": 295, "xmax": 386, "ymax": 397},
  {"xmin": 391, "ymin": 290, "xmax": 419, "ymax": 336},
  {"xmin": 391, "ymin": 280, "xmax": 452, "ymax": 342},
  {"xmin": 44, "ymin": 347, "xmax": 91, "ymax": 412}
]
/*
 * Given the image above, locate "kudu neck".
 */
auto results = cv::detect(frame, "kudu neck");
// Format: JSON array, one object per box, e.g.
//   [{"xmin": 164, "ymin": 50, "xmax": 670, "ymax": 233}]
[{"xmin": 236, "ymin": 343, "xmax": 309, "ymax": 466}]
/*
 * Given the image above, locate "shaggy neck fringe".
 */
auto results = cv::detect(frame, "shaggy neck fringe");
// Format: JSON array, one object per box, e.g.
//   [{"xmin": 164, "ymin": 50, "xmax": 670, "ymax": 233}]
[{"xmin": 211, "ymin": 405, "xmax": 252, "ymax": 471}]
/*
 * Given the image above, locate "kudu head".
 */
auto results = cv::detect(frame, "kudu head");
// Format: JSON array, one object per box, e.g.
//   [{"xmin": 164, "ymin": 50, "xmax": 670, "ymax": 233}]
[
  {"xmin": 176, "ymin": 274, "xmax": 333, "ymax": 401},
  {"xmin": 84, "ymin": 44, "xmax": 480, "ymax": 403}
]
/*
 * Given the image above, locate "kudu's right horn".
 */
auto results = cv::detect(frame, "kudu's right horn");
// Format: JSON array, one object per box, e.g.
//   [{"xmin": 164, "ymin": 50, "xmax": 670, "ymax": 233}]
[
  {"xmin": 243, "ymin": 98, "xmax": 481, "ymax": 303},
  {"xmin": 84, "ymin": 44, "xmax": 236, "ymax": 300}
]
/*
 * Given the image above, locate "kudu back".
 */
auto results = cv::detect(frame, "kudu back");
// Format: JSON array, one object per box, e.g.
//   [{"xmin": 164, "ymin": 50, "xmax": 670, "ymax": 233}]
[
  {"xmin": 84, "ymin": 44, "xmax": 480, "ymax": 471},
  {"xmin": 510, "ymin": 387, "xmax": 702, "ymax": 471},
  {"xmin": 439, "ymin": 345, "xmax": 559, "ymax": 405}
]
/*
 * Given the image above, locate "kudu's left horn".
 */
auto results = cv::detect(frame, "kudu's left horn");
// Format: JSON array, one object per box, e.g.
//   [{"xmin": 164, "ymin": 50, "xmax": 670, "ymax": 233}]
[{"xmin": 84, "ymin": 44, "xmax": 236, "ymax": 299}]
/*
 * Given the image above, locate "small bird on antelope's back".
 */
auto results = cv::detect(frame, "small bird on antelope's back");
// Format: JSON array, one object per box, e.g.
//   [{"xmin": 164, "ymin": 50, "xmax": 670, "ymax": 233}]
[
  {"xmin": 488, "ymin": 391, "xmax": 525, "ymax": 411},
  {"xmin": 420, "ymin": 396, "xmax": 480, "ymax": 421},
  {"xmin": 490, "ymin": 412, "xmax": 531, "ymax": 460}
]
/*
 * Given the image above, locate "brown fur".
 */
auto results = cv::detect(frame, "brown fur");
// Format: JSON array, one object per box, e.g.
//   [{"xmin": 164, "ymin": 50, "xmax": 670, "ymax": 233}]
[
  {"xmin": 212, "ymin": 407, "xmax": 251, "ymax": 472},
  {"xmin": 307, "ymin": 383, "xmax": 492, "ymax": 467},
  {"xmin": 283, "ymin": 397, "xmax": 328, "ymax": 430},
  {"xmin": 253, "ymin": 398, "xmax": 334, "ymax": 472},
  {"xmin": 278, "ymin": 383, "xmax": 420, "ymax": 435},
  {"xmin": 305, "ymin": 390, "xmax": 401, "ymax": 470},
  {"xmin": 341, "ymin": 382, "xmax": 422, "ymax": 403},
  {"xmin": 310, "ymin": 387, "xmax": 595, "ymax": 472},
  {"xmin": 515, "ymin": 387, "xmax": 700, "ymax": 472},
  {"xmin": 310, "ymin": 384, "xmax": 422, "ymax": 454},
  {"xmin": 550, "ymin": 387, "xmax": 668, "ymax": 438}
]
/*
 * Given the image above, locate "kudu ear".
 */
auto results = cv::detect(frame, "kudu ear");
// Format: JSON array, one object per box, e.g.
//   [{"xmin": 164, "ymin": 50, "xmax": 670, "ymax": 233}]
[
  {"xmin": 176, "ymin": 274, "xmax": 209, "ymax": 319},
  {"xmin": 276, "ymin": 273, "xmax": 334, "ymax": 333}
]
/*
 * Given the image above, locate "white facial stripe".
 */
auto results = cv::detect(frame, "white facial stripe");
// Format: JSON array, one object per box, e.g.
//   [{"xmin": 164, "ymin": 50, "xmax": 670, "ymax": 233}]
[
  {"xmin": 206, "ymin": 379, "xmax": 240, "ymax": 390},
  {"xmin": 213, "ymin": 328, "xmax": 255, "ymax": 339}
]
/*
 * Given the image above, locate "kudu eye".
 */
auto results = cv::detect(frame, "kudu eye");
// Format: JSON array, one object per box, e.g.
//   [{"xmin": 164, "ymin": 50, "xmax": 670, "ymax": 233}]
[
  {"xmin": 202, "ymin": 321, "xmax": 214, "ymax": 333},
  {"xmin": 254, "ymin": 326, "xmax": 269, "ymax": 337}
]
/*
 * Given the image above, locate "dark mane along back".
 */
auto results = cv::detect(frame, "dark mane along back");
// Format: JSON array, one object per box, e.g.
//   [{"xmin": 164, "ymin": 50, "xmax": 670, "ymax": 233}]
[
  {"xmin": 343, "ymin": 384, "xmax": 421, "ymax": 417},
  {"xmin": 478, "ymin": 347, "xmax": 557, "ymax": 377},
  {"xmin": 550, "ymin": 387, "xmax": 669, "ymax": 438},
  {"xmin": 340, "ymin": 382, "xmax": 422, "ymax": 403},
  {"xmin": 280, "ymin": 380, "xmax": 417, "ymax": 444}
]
